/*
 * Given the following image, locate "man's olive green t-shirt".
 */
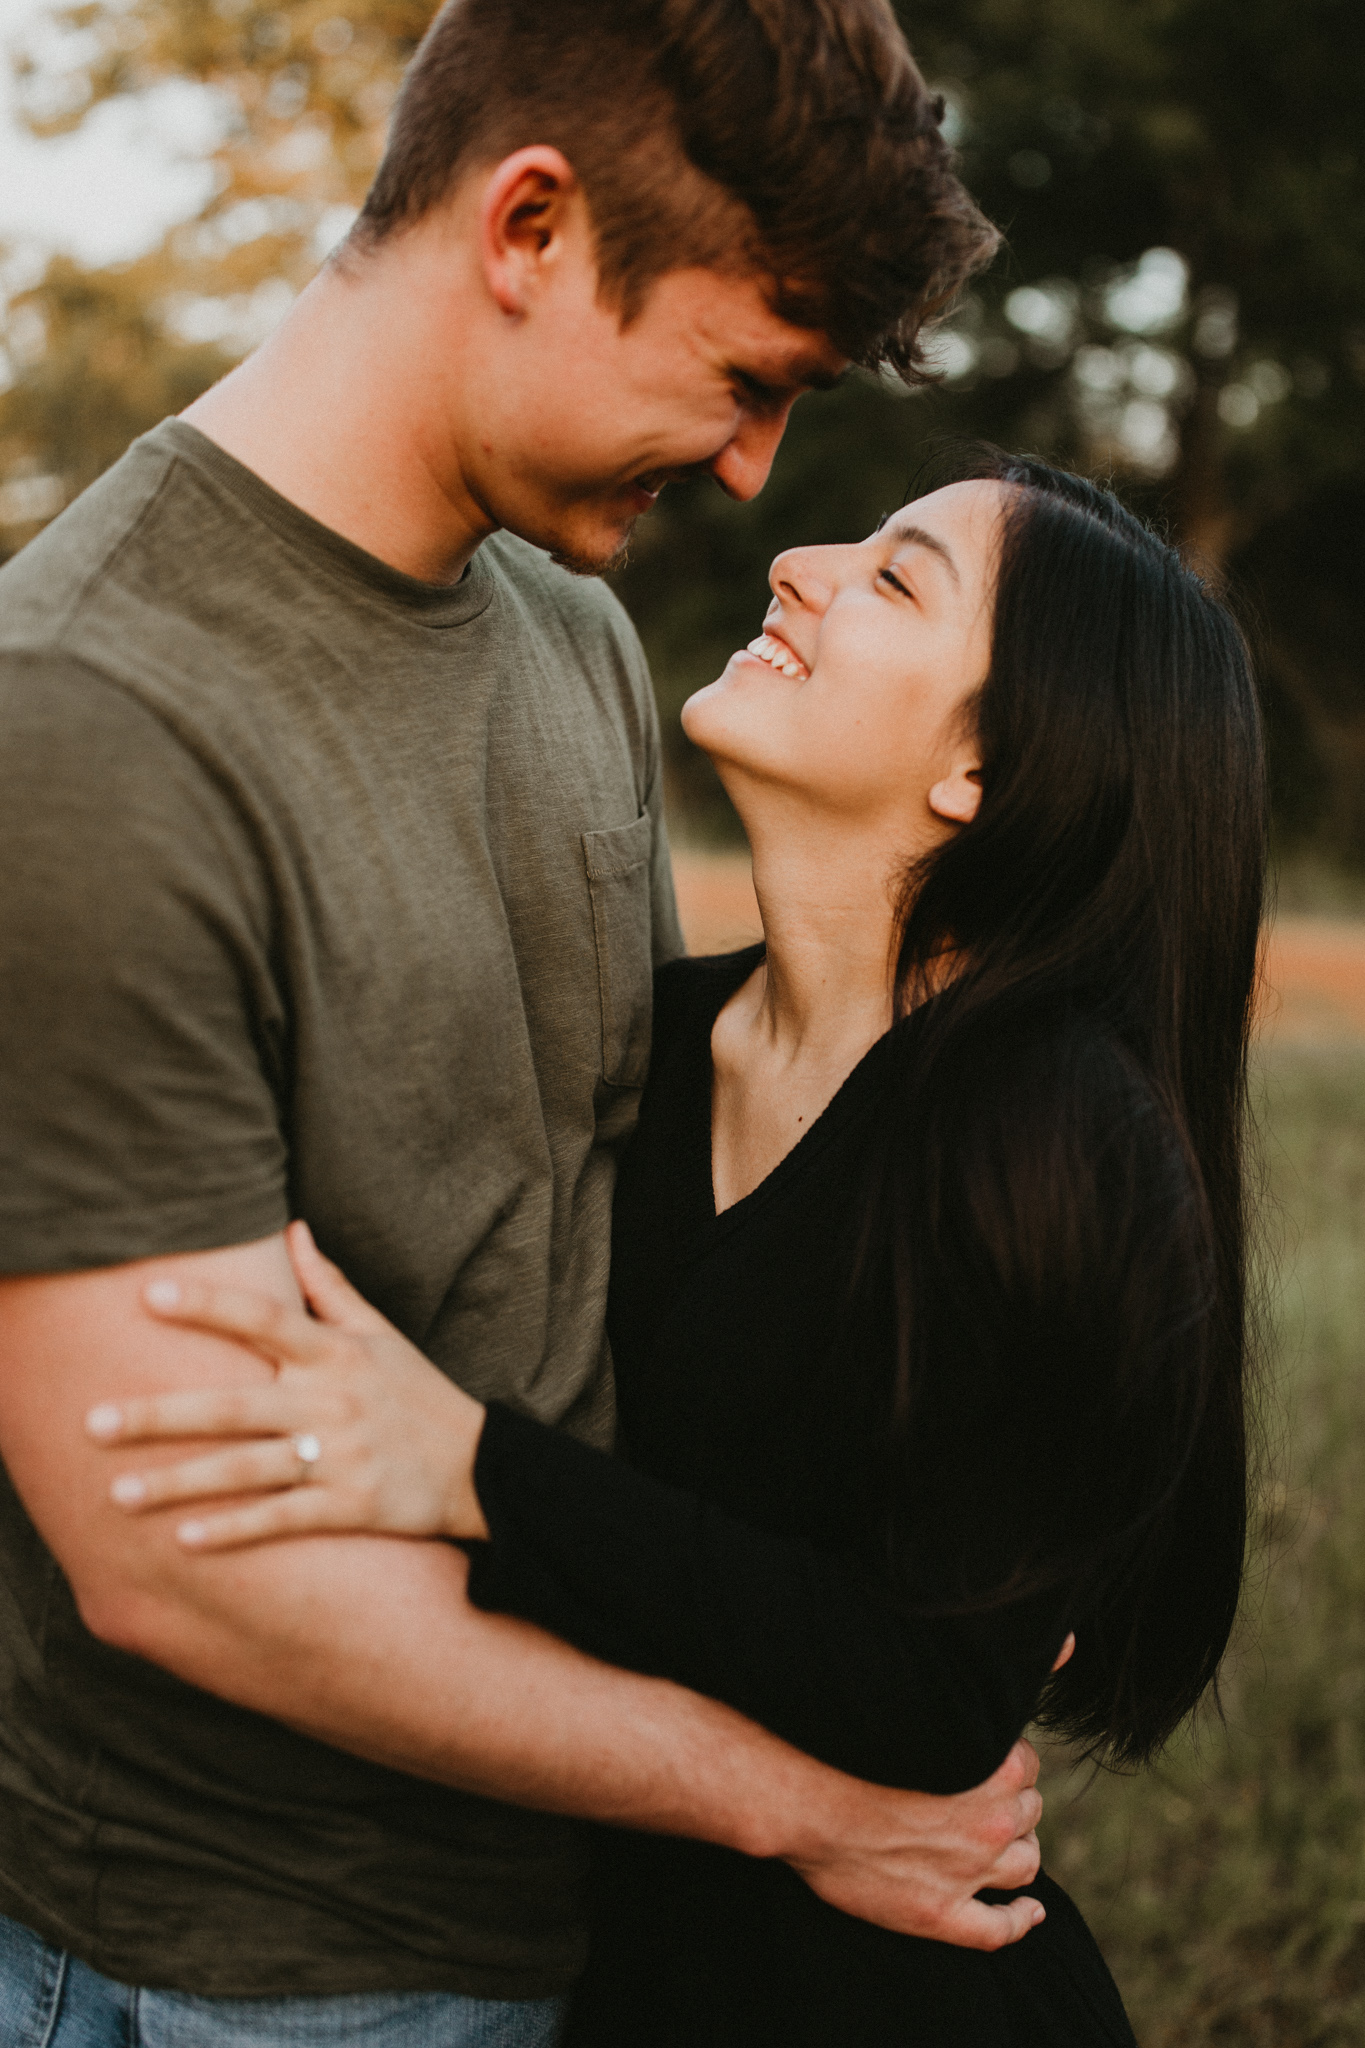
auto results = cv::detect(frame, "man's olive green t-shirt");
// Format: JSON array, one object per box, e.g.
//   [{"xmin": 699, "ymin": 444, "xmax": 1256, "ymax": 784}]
[{"xmin": 0, "ymin": 420, "xmax": 683, "ymax": 1998}]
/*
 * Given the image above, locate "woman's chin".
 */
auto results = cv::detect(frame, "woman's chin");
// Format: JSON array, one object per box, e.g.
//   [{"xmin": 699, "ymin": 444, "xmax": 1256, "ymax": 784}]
[
  {"xmin": 679, "ymin": 676, "xmax": 727, "ymax": 751},
  {"xmin": 680, "ymin": 689, "xmax": 749, "ymax": 767},
  {"xmin": 682, "ymin": 652, "xmax": 774, "ymax": 744},
  {"xmin": 683, "ymin": 658, "xmax": 813, "ymax": 806}
]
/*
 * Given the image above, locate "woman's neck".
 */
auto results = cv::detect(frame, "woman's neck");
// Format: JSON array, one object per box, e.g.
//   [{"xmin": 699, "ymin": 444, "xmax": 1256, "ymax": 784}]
[
  {"xmin": 708, "ymin": 802, "xmax": 902, "ymax": 1212},
  {"xmin": 747, "ymin": 843, "xmax": 897, "ymax": 1065}
]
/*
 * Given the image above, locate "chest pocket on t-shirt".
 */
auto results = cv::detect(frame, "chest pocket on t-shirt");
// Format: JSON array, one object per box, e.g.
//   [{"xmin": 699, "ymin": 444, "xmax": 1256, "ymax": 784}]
[{"xmin": 582, "ymin": 814, "xmax": 654, "ymax": 1089}]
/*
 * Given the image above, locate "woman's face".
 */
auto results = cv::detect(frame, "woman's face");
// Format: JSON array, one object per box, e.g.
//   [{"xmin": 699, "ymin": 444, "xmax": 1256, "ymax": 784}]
[{"xmin": 682, "ymin": 479, "xmax": 1004, "ymax": 843}]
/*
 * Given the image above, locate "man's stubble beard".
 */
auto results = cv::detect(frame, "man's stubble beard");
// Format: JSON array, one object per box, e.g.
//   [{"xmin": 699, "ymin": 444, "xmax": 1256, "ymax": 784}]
[
  {"xmin": 548, "ymin": 528, "xmax": 635, "ymax": 578},
  {"xmin": 547, "ymin": 466, "xmax": 709, "ymax": 576}
]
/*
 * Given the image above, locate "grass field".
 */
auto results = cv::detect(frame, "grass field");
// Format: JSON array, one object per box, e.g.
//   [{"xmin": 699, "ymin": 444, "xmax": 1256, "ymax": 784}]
[{"xmin": 1037, "ymin": 1044, "xmax": 1365, "ymax": 2044}]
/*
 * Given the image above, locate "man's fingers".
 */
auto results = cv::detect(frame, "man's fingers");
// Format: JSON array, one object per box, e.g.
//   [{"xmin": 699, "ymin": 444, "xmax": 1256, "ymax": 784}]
[
  {"xmin": 1015, "ymin": 1786, "xmax": 1043, "ymax": 1837},
  {"xmin": 997, "ymin": 1738, "xmax": 1041, "ymax": 1791},
  {"xmin": 945, "ymin": 1895, "xmax": 1045, "ymax": 1952},
  {"xmin": 140, "ymin": 1277, "xmax": 335, "ymax": 1363},
  {"xmin": 983, "ymin": 1828, "xmax": 1041, "ymax": 1894},
  {"xmin": 969, "ymin": 1739, "xmax": 1039, "ymax": 1808},
  {"xmin": 107, "ymin": 1439, "xmax": 305, "ymax": 1512},
  {"xmin": 954, "ymin": 1741, "xmax": 1043, "ymax": 1851}
]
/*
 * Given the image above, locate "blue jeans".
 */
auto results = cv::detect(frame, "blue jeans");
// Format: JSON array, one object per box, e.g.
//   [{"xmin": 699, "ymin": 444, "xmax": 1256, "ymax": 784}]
[{"xmin": 0, "ymin": 1911, "xmax": 567, "ymax": 2047}]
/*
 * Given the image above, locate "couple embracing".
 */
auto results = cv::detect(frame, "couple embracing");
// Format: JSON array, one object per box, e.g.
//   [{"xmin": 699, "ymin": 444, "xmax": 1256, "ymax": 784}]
[{"xmin": 0, "ymin": 1, "xmax": 1264, "ymax": 2043}]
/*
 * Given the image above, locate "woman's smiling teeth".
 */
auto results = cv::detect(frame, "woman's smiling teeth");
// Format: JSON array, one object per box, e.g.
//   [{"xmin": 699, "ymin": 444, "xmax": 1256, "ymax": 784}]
[{"xmin": 746, "ymin": 633, "xmax": 808, "ymax": 679}]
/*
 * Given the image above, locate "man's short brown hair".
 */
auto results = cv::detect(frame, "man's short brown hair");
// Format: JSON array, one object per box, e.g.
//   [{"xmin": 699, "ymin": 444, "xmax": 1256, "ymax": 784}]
[{"xmin": 355, "ymin": 0, "xmax": 998, "ymax": 375}]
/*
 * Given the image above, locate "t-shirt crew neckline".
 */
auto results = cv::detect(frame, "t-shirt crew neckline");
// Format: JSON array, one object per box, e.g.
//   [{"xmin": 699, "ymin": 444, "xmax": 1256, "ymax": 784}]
[{"xmin": 151, "ymin": 418, "xmax": 496, "ymax": 631}]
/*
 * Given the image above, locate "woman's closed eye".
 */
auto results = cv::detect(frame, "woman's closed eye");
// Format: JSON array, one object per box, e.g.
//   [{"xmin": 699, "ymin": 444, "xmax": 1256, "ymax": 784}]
[{"xmin": 879, "ymin": 566, "xmax": 914, "ymax": 600}]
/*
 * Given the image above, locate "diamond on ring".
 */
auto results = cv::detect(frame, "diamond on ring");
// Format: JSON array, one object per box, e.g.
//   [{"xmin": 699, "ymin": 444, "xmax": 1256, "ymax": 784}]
[{"xmin": 292, "ymin": 1432, "xmax": 322, "ymax": 1480}]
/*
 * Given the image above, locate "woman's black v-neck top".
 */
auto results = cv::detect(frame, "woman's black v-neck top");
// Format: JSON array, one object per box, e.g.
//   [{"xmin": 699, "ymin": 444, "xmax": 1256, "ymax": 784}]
[{"xmin": 467, "ymin": 951, "xmax": 1137, "ymax": 2045}]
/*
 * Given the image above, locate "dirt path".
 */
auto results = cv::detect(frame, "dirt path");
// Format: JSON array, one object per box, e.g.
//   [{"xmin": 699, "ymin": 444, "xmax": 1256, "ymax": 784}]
[{"xmin": 672, "ymin": 853, "xmax": 1365, "ymax": 1048}]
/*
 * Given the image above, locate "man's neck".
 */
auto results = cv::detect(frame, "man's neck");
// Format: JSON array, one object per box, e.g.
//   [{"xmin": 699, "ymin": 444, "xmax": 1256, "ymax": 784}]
[{"xmin": 182, "ymin": 244, "xmax": 496, "ymax": 586}]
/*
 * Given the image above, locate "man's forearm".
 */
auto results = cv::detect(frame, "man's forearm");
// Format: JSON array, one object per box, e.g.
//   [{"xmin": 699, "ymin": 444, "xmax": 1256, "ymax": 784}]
[
  {"xmin": 103, "ymin": 1526, "xmax": 1052, "ymax": 1951},
  {"xmin": 0, "ymin": 1251, "xmax": 1047, "ymax": 1949},
  {"xmin": 103, "ymin": 1524, "xmax": 850, "ymax": 1862},
  {"xmin": 0, "ymin": 1249, "xmax": 843, "ymax": 1863}
]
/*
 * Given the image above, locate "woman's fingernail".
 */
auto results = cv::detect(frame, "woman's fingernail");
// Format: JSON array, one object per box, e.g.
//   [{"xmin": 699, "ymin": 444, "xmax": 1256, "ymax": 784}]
[
  {"xmin": 86, "ymin": 1404, "xmax": 123, "ymax": 1439},
  {"xmin": 110, "ymin": 1474, "xmax": 146, "ymax": 1506},
  {"xmin": 1031, "ymin": 1905, "xmax": 1046, "ymax": 1926},
  {"xmin": 145, "ymin": 1279, "xmax": 181, "ymax": 1310},
  {"xmin": 178, "ymin": 1521, "xmax": 207, "ymax": 1547}
]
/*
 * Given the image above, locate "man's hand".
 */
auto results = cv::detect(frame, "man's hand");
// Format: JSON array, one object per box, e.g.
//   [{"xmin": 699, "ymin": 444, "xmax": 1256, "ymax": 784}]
[{"xmin": 783, "ymin": 1739, "xmax": 1045, "ymax": 1950}]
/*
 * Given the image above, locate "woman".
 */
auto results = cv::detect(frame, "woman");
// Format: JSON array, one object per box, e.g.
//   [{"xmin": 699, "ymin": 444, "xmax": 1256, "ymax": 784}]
[{"xmin": 91, "ymin": 450, "xmax": 1266, "ymax": 2044}]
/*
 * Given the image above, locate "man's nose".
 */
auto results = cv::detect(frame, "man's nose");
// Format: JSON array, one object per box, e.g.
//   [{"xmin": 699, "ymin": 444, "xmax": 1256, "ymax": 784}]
[{"xmin": 707, "ymin": 405, "xmax": 795, "ymax": 503}]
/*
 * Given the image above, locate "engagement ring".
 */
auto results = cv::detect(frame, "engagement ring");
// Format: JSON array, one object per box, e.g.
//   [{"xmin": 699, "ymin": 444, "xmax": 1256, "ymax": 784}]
[{"xmin": 292, "ymin": 1432, "xmax": 322, "ymax": 1481}]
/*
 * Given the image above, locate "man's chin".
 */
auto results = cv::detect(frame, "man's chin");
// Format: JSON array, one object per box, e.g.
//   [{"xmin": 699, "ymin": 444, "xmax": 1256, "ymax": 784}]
[{"xmin": 547, "ymin": 523, "xmax": 636, "ymax": 578}]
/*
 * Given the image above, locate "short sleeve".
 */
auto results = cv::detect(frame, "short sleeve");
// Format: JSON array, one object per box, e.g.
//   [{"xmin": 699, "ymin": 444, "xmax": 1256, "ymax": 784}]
[{"xmin": 0, "ymin": 655, "xmax": 289, "ymax": 1273}]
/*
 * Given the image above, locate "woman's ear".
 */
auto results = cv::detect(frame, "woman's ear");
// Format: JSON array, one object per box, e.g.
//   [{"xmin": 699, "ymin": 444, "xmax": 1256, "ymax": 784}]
[{"xmin": 928, "ymin": 764, "xmax": 983, "ymax": 826}]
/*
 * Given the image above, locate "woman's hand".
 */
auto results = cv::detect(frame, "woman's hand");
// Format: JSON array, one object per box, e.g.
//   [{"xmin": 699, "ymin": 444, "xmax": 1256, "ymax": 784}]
[{"xmin": 84, "ymin": 1221, "xmax": 490, "ymax": 1550}]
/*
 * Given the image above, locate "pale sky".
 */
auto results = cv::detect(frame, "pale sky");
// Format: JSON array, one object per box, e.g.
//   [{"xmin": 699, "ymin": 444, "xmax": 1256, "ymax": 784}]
[{"xmin": 0, "ymin": 0, "xmax": 216, "ymax": 268}]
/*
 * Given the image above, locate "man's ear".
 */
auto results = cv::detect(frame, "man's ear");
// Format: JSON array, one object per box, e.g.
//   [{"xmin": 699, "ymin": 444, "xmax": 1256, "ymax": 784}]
[
  {"xmin": 927, "ymin": 763, "xmax": 983, "ymax": 826},
  {"xmin": 479, "ymin": 146, "xmax": 581, "ymax": 317}
]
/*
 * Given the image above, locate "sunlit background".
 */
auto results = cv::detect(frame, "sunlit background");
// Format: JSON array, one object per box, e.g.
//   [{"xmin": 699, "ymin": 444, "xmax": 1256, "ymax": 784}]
[
  {"xmin": 2, "ymin": 3, "xmax": 1365, "ymax": 2039},
  {"xmin": 3, "ymin": 0, "xmax": 1365, "ymax": 869}
]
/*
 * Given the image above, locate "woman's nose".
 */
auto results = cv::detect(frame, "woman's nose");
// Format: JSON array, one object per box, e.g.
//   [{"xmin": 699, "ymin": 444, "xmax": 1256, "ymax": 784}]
[{"xmin": 768, "ymin": 545, "xmax": 836, "ymax": 617}]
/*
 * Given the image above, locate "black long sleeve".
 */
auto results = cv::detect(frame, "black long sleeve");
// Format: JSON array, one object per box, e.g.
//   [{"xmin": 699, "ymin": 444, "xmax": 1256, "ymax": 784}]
[{"xmin": 467, "ymin": 1401, "xmax": 1067, "ymax": 1794}]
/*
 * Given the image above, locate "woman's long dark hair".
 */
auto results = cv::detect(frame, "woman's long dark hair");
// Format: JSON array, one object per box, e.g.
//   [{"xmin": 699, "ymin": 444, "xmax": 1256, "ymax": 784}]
[{"xmin": 861, "ymin": 450, "xmax": 1267, "ymax": 1766}]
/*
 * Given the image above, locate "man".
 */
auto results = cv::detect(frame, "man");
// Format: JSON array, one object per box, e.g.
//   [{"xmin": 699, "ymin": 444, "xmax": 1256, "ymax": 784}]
[{"xmin": 0, "ymin": 0, "xmax": 1040, "ymax": 2040}]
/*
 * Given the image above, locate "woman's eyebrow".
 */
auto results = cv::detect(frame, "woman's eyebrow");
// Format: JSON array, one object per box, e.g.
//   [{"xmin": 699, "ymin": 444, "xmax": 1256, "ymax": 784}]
[{"xmin": 879, "ymin": 517, "xmax": 960, "ymax": 587}]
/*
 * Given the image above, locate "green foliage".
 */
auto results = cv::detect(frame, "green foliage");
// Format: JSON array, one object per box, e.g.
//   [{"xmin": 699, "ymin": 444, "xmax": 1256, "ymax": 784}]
[
  {"xmin": 0, "ymin": 0, "xmax": 424, "ymax": 559},
  {"xmin": 2, "ymin": 0, "xmax": 1364, "ymax": 848},
  {"xmin": 1035, "ymin": 1046, "xmax": 1365, "ymax": 2044},
  {"xmin": 0, "ymin": 254, "xmax": 228, "ymax": 550},
  {"xmin": 893, "ymin": 0, "xmax": 1365, "ymax": 552},
  {"xmin": 900, "ymin": 0, "xmax": 1365, "ymax": 866},
  {"xmin": 10, "ymin": 0, "xmax": 428, "ymax": 214},
  {"xmin": 618, "ymin": 0, "xmax": 1365, "ymax": 852}
]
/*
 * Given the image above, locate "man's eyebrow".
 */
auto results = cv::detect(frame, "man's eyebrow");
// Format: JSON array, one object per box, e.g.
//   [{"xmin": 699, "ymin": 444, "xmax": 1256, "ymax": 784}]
[
  {"xmin": 878, "ymin": 516, "xmax": 961, "ymax": 586},
  {"xmin": 797, "ymin": 363, "xmax": 846, "ymax": 393},
  {"xmin": 734, "ymin": 357, "xmax": 847, "ymax": 400}
]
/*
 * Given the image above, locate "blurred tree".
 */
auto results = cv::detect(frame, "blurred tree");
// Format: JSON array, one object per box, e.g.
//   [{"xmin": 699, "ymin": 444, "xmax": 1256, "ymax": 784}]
[
  {"xmin": 910, "ymin": 0, "xmax": 1365, "ymax": 862},
  {"xmin": 909, "ymin": 0, "xmax": 1365, "ymax": 566},
  {"xmin": 3, "ymin": 0, "xmax": 1364, "ymax": 856},
  {"xmin": 9, "ymin": 0, "xmax": 429, "ymax": 270},
  {"xmin": 0, "ymin": 251, "xmax": 229, "ymax": 544},
  {"xmin": 0, "ymin": 0, "xmax": 425, "ymax": 559},
  {"xmin": 615, "ymin": 0, "xmax": 1365, "ymax": 852}
]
